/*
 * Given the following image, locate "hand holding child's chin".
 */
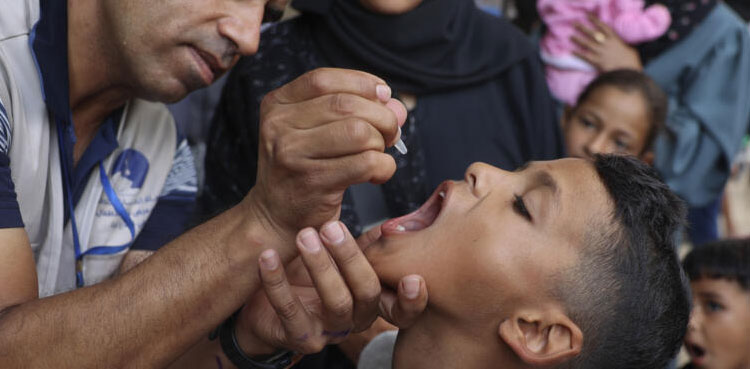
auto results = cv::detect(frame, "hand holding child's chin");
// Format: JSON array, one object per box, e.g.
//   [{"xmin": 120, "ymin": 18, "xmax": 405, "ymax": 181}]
[{"xmin": 238, "ymin": 221, "xmax": 427, "ymax": 356}]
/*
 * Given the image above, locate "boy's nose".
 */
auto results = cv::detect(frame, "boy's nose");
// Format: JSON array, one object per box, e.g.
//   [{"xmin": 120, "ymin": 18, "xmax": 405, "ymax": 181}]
[
  {"xmin": 687, "ymin": 306, "xmax": 703, "ymax": 332},
  {"xmin": 465, "ymin": 162, "xmax": 510, "ymax": 196}
]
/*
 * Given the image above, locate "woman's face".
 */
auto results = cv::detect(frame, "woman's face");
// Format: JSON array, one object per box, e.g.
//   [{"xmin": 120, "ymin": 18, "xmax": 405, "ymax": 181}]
[
  {"xmin": 563, "ymin": 86, "xmax": 652, "ymax": 160},
  {"xmin": 358, "ymin": 0, "xmax": 423, "ymax": 14}
]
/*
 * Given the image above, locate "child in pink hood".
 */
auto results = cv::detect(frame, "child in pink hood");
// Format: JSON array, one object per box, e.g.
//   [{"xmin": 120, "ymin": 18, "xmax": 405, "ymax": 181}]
[{"xmin": 538, "ymin": 0, "xmax": 671, "ymax": 105}]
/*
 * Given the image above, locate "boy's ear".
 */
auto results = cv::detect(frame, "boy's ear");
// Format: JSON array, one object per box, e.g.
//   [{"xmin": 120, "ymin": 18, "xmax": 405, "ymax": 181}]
[
  {"xmin": 640, "ymin": 150, "xmax": 654, "ymax": 165},
  {"xmin": 498, "ymin": 308, "xmax": 583, "ymax": 367}
]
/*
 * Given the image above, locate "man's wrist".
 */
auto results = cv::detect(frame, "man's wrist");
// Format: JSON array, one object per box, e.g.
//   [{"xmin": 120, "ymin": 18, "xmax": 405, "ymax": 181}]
[
  {"xmin": 236, "ymin": 189, "xmax": 298, "ymax": 262},
  {"xmin": 233, "ymin": 306, "xmax": 277, "ymax": 357},
  {"xmin": 217, "ymin": 309, "xmax": 295, "ymax": 369}
]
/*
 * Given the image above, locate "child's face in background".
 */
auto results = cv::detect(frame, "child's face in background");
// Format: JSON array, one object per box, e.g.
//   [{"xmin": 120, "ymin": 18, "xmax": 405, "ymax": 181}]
[
  {"xmin": 563, "ymin": 86, "xmax": 652, "ymax": 160},
  {"xmin": 684, "ymin": 278, "xmax": 750, "ymax": 369},
  {"xmin": 364, "ymin": 159, "xmax": 612, "ymax": 331}
]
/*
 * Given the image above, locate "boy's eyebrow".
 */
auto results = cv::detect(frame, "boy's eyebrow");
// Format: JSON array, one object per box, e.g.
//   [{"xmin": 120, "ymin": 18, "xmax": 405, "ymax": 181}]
[
  {"xmin": 696, "ymin": 291, "xmax": 724, "ymax": 301},
  {"xmin": 532, "ymin": 170, "xmax": 559, "ymax": 196},
  {"xmin": 514, "ymin": 162, "xmax": 559, "ymax": 195}
]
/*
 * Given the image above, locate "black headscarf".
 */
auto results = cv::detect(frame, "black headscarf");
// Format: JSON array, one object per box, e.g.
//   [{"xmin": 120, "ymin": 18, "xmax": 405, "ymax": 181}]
[
  {"xmin": 292, "ymin": 0, "xmax": 534, "ymax": 94},
  {"xmin": 638, "ymin": 0, "xmax": 718, "ymax": 64}
]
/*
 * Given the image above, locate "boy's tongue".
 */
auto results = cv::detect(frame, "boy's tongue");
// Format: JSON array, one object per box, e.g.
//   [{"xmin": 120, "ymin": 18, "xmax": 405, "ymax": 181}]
[{"xmin": 381, "ymin": 186, "xmax": 445, "ymax": 234}]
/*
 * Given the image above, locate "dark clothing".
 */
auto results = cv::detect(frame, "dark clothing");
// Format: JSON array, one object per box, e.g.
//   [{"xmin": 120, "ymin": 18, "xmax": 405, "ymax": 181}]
[{"xmin": 292, "ymin": 0, "xmax": 534, "ymax": 94}]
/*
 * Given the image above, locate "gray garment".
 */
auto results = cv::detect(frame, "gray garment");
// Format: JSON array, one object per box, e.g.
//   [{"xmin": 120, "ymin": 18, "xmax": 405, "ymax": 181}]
[{"xmin": 358, "ymin": 330, "xmax": 398, "ymax": 369}]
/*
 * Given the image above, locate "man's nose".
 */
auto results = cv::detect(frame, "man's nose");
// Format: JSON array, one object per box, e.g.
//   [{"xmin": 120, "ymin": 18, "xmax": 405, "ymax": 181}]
[
  {"xmin": 583, "ymin": 133, "xmax": 609, "ymax": 158},
  {"xmin": 217, "ymin": 5, "xmax": 263, "ymax": 56}
]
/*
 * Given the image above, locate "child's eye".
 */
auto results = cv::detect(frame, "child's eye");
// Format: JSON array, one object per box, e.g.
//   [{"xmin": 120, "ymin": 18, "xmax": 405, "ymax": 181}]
[
  {"xmin": 614, "ymin": 139, "xmax": 630, "ymax": 151},
  {"xmin": 513, "ymin": 195, "xmax": 532, "ymax": 221},
  {"xmin": 579, "ymin": 118, "xmax": 595, "ymax": 129},
  {"xmin": 705, "ymin": 300, "xmax": 724, "ymax": 312}
]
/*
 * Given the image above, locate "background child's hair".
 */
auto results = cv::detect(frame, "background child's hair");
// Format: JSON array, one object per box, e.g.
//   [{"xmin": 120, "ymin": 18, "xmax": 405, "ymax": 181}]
[
  {"xmin": 575, "ymin": 69, "xmax": 668, "ymax": 153},
  {"xmin": 683, "ymin": 239, "xmax": 750, "ymax": 290}
]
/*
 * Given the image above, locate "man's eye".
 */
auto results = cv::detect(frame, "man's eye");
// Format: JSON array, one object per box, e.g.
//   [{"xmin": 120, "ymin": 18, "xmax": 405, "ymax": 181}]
[
  {"xmin": 513, "ymin": 195, "xmax": 532, "ymax": 221},
  {"xmin": 705, "ymin": 300, "xmax": 724, "ymax": 312}
]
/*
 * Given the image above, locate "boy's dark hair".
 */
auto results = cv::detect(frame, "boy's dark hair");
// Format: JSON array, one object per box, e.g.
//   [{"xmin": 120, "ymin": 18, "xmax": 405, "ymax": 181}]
[
  {"xmin": 557, "ymin": 155, "xmax": 690, "ymax": 369},
  {"xmin": 683, "ymin": 239, "xmax": 750, "ymax": 290},
  {"xmin": 575, "ymin": 69, "xmax": 668, "ymax": 154}
]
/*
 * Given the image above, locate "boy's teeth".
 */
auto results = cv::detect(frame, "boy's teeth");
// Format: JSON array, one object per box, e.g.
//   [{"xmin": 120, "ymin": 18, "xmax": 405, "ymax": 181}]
[
  {"xmin": 439, "ymin": 191, "xmax": 445, "ymax": 198},
  {"xmin": 396, "ymin": 225, "xmax": 406, "ymax": 232}
]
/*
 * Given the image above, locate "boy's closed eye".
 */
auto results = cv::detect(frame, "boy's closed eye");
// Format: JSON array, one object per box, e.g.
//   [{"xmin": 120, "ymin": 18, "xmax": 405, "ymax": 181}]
[{"xmin": 513, "ymin": 194, "xmax": 532, "ymax": 222}]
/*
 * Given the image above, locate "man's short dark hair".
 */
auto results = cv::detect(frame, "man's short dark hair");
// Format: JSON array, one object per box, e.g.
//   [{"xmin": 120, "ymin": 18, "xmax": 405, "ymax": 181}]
[
  {"xmin": 683, "ymin": 239, "xmax": 750, "ymax": 290},
  {"xmin": 575, "ymin": 69, "xmax": 668, "ymax": 154},
  {"xmin": 557, "ymin": 155, "xmax": 690, "ymax": 369}
]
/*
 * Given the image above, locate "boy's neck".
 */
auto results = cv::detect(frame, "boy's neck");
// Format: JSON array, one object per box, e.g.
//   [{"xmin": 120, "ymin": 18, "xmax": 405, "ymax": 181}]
[{"xmin": 392, "ymin": 314, "xmax": 521, "ymax": 369}]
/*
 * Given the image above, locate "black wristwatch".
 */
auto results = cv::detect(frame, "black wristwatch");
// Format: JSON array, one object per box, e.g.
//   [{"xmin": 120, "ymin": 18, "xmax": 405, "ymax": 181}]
[{"xmin": 212, "ymin": 309, "xmax": 295, "ymax": 369}]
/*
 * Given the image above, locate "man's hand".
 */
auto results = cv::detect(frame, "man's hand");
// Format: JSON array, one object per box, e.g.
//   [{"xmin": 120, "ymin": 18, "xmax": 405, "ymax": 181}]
[
  {"xmin": 571, "ymin": 14, "xmax": 643, "ymax": 72},
  {"xmin": 245, "ymin": 68, "xmax": 408, "ymax": 245},
  {"xmin": 235, "ymin": 221, "xmax": 427, "ymax": 356}
]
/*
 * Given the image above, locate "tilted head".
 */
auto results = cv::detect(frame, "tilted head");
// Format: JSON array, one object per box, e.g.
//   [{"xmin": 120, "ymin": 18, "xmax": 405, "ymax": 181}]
[
  {"xmin": 365, "ymin": 155, "xmax": 689, "ymax": 368},
  {"xmin": 563, "ymin": 70, "xmax": 668, "ymax": 162}
]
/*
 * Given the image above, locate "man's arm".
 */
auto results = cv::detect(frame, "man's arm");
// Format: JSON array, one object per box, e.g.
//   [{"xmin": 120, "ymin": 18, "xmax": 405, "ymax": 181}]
[{"xmin": 0, "ymin": 68, "xmax": 407, "ymax": 368}]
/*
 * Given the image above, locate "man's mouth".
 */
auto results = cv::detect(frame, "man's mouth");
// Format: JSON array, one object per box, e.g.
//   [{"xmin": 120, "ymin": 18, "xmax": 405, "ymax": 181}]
[
  {"xmin": 189, "ymin": 46, "xmax": 227, "ymax": 85},
  {"xmin": 381, "ymin": 182, "xmax": 451, "ymax": 235}
]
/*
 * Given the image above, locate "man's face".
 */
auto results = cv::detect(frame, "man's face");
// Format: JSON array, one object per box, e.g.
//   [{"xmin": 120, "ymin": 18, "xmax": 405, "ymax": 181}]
[
  {"xmin": 100, "ymin": 0, "xmax": 285, "ymax": 102},
  {"xmin": 364, "ymin": 159, "xmax": 613, "ymax": 324},
  {"xmin": 563, "ymin": 86, "xmax": 652, "ymax": 159},
  {"xmin": 684, "ymin": 278, "xmax": 750, "ymax": 369}
]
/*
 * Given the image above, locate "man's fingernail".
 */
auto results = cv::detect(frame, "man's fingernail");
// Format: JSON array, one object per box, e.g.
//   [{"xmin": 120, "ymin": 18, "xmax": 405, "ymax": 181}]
[
  {"xmin": 299, "ymin": 229, "xmax": 322, "ymax": 253},
  {"xmin": 376, "ymin": 84, "xmax": 391, "ymax": 103},
  {"xmin": 260, "ymin": 250, "xmax": 279, "ymax": 270},
  {"xmin": 403, "ymin": 276, "xmax": 420, "ymax": 299},
  {"xmin": 322, "ymin": 222, "xmax": 346, "ymax": 245}
]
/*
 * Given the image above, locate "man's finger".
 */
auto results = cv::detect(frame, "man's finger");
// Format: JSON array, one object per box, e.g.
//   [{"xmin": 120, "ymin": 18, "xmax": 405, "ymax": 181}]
[
  {"xmin": 379, "ymin": 275, "xmax": 428, "ymax": 328},
  {"xmin": 284, "ymin": 119, "xmax": 387, "ymax": 159},
  {"xmin": 296, "ymin": 228, "xmax": 354, "ymax": 330},
  {"xmin": 319, "ymin": 221, "xmax": 381, "ymax": 332},
  {"xmin": 258, "ymin": 249, "xmax": 314, "ymax": 346},
  {"xmin": 292, "ymin": 151, "xmax": 398, "ymax": 188},
  {"xmin": 356, "ymin": 226, "xmax": 382, "ymax": 251},
  {"xmin": 269, "ymin": 68, "xmax": 390, "ymax": 104},
  {"xmin": 271, "ymin": 92, "xmax": 399, "ymax": 133}
]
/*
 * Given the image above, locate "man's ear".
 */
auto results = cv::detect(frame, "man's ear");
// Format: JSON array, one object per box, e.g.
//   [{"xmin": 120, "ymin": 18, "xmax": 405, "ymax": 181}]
[{"xmin": 497, "ymin": 308, "xmax": 583, "ymax": 367}]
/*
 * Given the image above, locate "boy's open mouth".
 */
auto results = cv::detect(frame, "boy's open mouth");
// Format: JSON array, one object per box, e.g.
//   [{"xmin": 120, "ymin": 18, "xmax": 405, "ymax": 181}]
[
  {"xmin": 685, "ymin": 342, "xmax": 706, "ymax": 364},
  {"xmin": 381, "ymin": 182, "xmax": 450, "ymax": 234}
]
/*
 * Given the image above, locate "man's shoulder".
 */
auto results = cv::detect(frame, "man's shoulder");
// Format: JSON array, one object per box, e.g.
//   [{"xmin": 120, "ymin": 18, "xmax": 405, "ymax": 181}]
[{"xmin": 0, "ymin": 0, "xmax": 39, "ymax": 41}]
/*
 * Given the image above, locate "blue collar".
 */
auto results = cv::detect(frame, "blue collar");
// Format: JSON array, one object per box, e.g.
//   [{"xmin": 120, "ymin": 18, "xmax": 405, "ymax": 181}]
[
  {"xmin": 30, "ymin": 0, "xmax": 72, "ymax": 121},
  {"xmin": 29, "ymin": 0, "xmax": 122, "ymax": 206}
]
